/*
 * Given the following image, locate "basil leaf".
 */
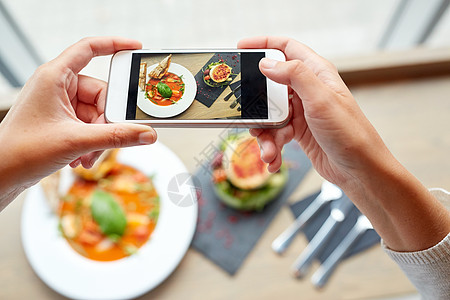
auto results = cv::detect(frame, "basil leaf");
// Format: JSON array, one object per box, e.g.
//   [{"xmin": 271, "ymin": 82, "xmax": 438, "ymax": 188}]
[
  {"xmin": 90, "ymin": 190, "xmax": 127, "ymax": 237},
  {"xmin": 157, "ymin": 82, "xmax": 172, "ymax": 98}
]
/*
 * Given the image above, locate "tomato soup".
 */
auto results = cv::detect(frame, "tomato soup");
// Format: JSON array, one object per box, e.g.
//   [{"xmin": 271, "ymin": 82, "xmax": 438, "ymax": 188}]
[
  {"xmin": 59, "ymin": 164, "xmax": 159, "ymax": 261},
  {"xmin": 145, "ymin": 72, "xmax": 185, "ymax": 106}
]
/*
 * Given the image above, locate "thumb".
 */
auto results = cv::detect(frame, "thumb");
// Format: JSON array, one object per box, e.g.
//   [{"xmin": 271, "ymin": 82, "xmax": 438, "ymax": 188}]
[
  {"xmin": 73, "ymin": 123, "xmax": 157, "ymax": 154},
  {"xmin": 259, "ymin": 58, "xmax": 332, "ymax": 105}
]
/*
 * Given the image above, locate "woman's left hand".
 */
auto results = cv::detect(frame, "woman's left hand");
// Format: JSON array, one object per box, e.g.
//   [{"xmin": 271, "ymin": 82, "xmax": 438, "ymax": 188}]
[{"xmin": 0, "ymin": 37, "xmax": 157, "ymax": 209}]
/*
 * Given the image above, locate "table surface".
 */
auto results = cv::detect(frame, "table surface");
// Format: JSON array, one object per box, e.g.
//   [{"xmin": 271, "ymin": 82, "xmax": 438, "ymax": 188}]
[{"xmin": 1, "ymin": 75, "xmax": 450, "ymax": 300}]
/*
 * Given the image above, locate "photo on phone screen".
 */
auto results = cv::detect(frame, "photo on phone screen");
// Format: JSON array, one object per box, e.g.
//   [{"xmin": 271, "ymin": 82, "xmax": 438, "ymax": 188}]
[{"xmin": 125, "ymin": 52, "xmax": 268, "ymax": 120}]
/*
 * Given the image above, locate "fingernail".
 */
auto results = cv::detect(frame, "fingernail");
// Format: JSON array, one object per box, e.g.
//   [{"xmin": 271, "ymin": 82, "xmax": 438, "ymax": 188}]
[
  {"xmin": 139, "ymin": 131, "xmax": 156, "ymax": 145},
  {"xmin": 260, "ymin": 58, "xmax": 277, "ymax": 69},
  {"xmin": 71, "ymin": 158, "xmax": 81, "ymax": 168}
]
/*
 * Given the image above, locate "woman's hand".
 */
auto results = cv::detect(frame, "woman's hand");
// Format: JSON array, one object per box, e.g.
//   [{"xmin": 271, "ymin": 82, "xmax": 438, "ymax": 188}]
[
  {"xmin": 238, "ymin": 36, "xmax": 450, "ymax": 252},
  {"xmin": 238, "ymin": 36, "xmax": 391, "ymax": 189},
  {"xmin": 0, "ymin": 37, "xmax": 157, "ymax": 209}
]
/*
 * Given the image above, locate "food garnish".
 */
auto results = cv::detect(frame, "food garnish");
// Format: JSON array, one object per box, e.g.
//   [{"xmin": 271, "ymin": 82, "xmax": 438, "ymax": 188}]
[
  {"xmin": 91, "ymin": 190, "xmax": 127, "ymax": 237},
  {"xmin": 157, "ymin": 82, "xmax": 173, "ymax": 99}
]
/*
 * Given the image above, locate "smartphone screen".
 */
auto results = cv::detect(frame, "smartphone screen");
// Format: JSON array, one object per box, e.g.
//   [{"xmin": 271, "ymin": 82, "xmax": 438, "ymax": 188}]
[{"xmin": 125, "ymin": 52, "xmax": 268, "ymax": 120}]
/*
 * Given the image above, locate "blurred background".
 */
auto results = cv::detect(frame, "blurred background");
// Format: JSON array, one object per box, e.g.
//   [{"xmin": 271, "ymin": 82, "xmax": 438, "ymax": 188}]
[
  {"xmin": 1, "ymin": 0, "xmax": 450, "ymax": 90},
  {"xmin": 1, "ymin": 1, "xmax": 450, "ymax": 299}
]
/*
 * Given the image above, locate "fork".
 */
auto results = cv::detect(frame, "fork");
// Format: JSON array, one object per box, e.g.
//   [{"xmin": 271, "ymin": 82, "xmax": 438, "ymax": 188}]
[
  {"xmin": 311, "ymin": 214, "xmax": 374, "ymax": 288},
  {"xmin": 224, "ymin": 84, "xmax": 241, "ymax": 101}
]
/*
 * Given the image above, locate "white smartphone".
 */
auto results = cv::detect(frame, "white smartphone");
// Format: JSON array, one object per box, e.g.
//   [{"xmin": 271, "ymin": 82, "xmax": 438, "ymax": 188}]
[{"xmin": 105, "ymin": 49, "xmax": 289, "ymax": 128}]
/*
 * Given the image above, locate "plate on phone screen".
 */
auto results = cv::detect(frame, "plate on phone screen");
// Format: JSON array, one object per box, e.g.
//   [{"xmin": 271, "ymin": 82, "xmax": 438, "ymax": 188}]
[
  {"xmin": 137, "ymin": 63, "xmax": 197, "ymax": 118},
  {"xmin": 21, "ymin": 143, "xmax": 198, "ymax": 299}
]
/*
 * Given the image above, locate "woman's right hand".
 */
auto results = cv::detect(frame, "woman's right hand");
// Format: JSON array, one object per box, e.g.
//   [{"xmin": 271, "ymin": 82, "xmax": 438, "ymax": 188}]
[
  {"xmin": 238, "ymin": 36, "xmax": 394, "ymax": 189},
  {"xmin": 239, "ymin": 37, "xmax": 450, "ymax": 252}
]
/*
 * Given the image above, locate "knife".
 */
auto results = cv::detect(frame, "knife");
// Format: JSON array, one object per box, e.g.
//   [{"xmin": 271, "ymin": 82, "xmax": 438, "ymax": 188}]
[
  {"xmin": 272, "ymin": 181, "xmax": 342, "ymax": 254},
  {"xmin": 311, "ymin": 214, "xmax": 373, "ymax": 288},
  {"xmin": 291, "ymin": 196, "xmax": 354, "ymax": 278}
]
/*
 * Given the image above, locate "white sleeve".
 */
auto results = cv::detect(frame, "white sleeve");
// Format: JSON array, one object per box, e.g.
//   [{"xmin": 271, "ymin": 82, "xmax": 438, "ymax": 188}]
[{"xmin": 382, "ymin": 188, "xmax": 450, "ymax": 300}]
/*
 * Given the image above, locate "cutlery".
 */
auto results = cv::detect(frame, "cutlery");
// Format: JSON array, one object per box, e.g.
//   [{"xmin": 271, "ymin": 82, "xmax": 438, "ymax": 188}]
[
  {"xmin": 311, "ymin": 214, "xmax": 373, "ymax": 288},
  {"xmin": 224, "ymin": 83, "xmax": 241, "ymax": 101},
  {"xmin": 272, "ymin": 181, "xmax": 342, "ymax": 254},
  {"xmin": 230, "ymin": 95, "xmax": 241, "ymax": 109},
  {"xmin": 291, "ymin": 196, "xmax": 354, "ymax": 278}
]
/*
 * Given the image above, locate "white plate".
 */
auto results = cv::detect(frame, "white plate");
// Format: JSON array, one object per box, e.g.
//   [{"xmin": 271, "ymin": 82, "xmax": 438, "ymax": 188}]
[
  {"xmin": 21, "ymin": 143, "xmax": 198, "ymax": 300},
  {"xmin": 137, "ymin": 63, "xmax": 197, "ymax": 118}
]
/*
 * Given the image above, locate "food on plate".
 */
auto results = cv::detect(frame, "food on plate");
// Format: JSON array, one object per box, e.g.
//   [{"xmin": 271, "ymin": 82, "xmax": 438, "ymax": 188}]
[
  {"xmin": 211, "ymin": 133, "xmax": 288, "ymax": 211},
  {"xmin": 54, "ymin": 150, "xmax": 160, "ymax": 261},
  {"xmin": 138, "ymin": 62, "xmax": 147, "ymax": 91},
  {"xmin": 143, "ymin": 54, "xmax": 185, "ymax": 106},
  {"xmin": 223, "ymin": 136, "xmax": 271, "ymax": 190},
  {"xmin": 149, "ymin": 54, "xmax": 172, "ymax": 79},
  {"xmin": 145, "ymin": 72, "xmax": 185, "ymax": 106},
  {"xmin": 203, "ymin": 61, "xmax": 233, "ymax": 87},
  {"xmin": 74, "ymin": 150, "xmax": 118, "ymax": 181},
  {"xmin": 209, "ymin": 64, "xmax": 232, "ymax": 83}
]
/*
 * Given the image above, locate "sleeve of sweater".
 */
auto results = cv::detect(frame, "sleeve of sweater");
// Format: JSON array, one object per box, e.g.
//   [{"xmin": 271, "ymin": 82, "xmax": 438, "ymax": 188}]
[{"xmin": 382, "ymin": 188, "xmax": 450, "ymax": 300}]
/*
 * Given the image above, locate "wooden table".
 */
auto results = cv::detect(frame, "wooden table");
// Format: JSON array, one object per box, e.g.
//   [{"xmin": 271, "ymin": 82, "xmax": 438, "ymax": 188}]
[{"xmin": 1, "ymin": 73, "xmax": 450, "ymax": 299}]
